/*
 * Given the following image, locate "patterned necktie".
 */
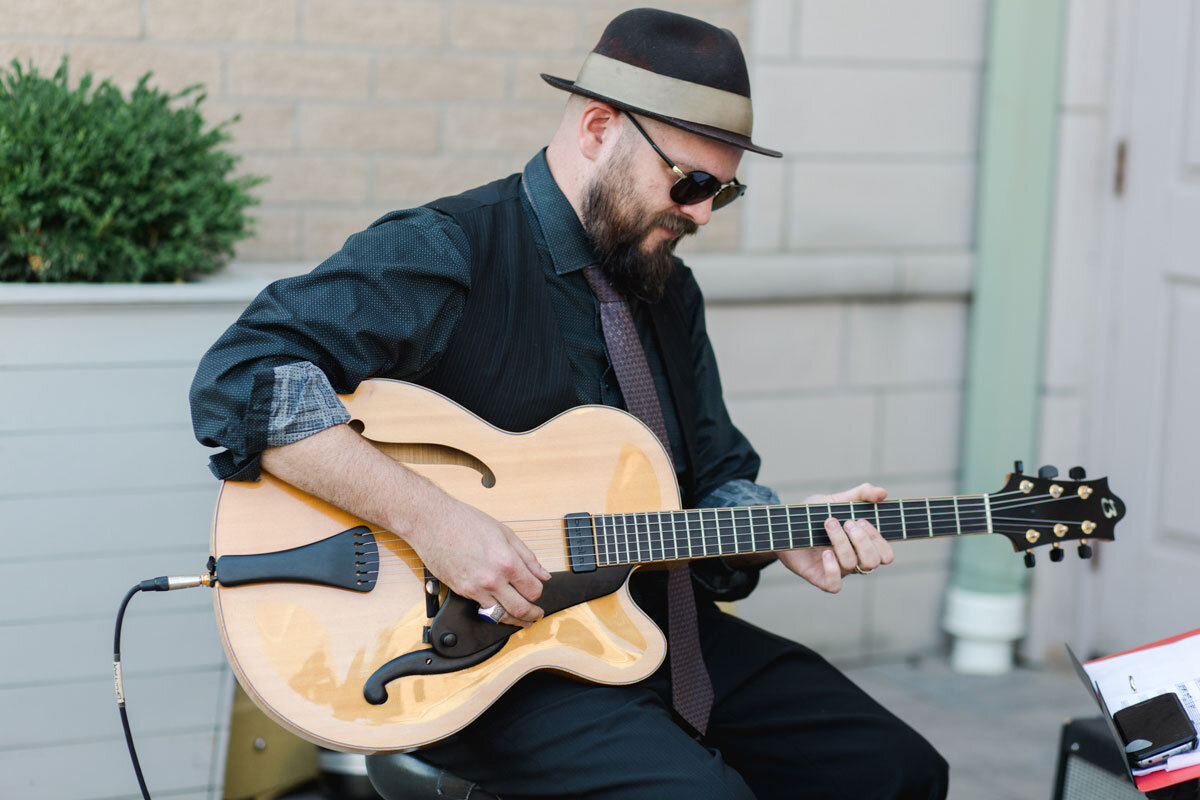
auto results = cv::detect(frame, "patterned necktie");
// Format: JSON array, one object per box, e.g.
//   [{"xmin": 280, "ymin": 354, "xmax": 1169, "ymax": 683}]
[{"xmin": 583, "ymin": 266, "xmax": 714, "ymax": 736}]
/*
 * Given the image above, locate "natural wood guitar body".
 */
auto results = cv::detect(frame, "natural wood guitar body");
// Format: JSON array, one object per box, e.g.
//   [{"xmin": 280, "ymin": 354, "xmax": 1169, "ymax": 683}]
[{"xmin": 211, "ymin": 379, "xmax": 674, "ymax": 753}]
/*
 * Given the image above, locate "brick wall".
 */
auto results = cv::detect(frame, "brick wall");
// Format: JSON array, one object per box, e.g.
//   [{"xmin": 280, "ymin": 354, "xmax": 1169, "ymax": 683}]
[{"xmin": 0, "ymin": 0, "xmax": 748, "ymax": 263}]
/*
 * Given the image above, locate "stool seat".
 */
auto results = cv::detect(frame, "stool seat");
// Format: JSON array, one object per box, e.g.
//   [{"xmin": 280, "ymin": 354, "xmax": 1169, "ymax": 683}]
[{"xmin": 365, "ymin": 752, "xmax": 499, "ymax": 800}]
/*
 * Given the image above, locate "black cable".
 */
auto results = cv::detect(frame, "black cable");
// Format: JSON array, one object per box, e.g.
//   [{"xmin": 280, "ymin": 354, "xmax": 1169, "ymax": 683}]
[
  {"xmin": 115, "ymin": 583, "xmax": 152, "ymax": 800},
  {"xmin": 114, "ymin": 575, "xmax": 211, "ymax": 800}
]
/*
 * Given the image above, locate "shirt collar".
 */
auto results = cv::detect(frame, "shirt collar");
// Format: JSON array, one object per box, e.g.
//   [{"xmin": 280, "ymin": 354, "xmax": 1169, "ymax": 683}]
[{"xmin": 522, "ymin": 149, "xmax": 595, "ymax": 276}]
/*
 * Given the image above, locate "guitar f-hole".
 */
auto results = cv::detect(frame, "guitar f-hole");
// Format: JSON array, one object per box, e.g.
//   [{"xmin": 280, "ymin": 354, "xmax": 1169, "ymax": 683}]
[{"xmin": 347, "ymin": 419, "xmax": 497, "ymax": 488}]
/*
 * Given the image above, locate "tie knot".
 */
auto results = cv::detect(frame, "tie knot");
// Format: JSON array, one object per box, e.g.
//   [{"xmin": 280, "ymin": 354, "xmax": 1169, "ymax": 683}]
[{"xmin": 583, "ymin": 265, "xmax": 623, "ymax": 304}]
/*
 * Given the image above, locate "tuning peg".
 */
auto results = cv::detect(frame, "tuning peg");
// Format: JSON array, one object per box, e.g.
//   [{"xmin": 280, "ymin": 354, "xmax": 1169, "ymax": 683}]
[
  {"xmin": 1014, "ymin": 460, "xmax": 1024, "ymax": 473},
  {"xmin": 1038, "ymin": 465, "xmax": 1059, "ymax": 479},
  {"xmin": 1078, "ymin": 542, "xmax": 1093, "ymax": 559},
  {"xmin": 1050, "ymin": 545, "xmax": 1064, "ymax": 563},
  {"xmin": 1069, "ymin": 466, "xmax": 1086, "ymax": 480},
  {"xmin": 1024, "ymin": 552, "xmax": 1036, "ymax": 568}
]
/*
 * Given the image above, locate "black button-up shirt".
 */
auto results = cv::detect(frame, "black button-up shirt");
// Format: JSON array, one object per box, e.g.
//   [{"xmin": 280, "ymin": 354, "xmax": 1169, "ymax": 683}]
[{"xmin": 190, "ymin": 149, "xmax": 777, "ymax": 599}]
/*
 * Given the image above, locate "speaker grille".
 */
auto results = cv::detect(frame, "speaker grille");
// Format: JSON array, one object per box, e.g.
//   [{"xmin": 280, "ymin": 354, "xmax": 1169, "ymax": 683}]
[{"xmin": 1061, "ymin": 755, "xmax": 1143, "ymax": 800}]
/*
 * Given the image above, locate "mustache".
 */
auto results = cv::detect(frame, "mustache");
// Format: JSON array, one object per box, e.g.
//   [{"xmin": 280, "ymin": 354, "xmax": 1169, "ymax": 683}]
[{"xmin": 651, "ymin": 212, "xmax": 699, "ymax": 238}]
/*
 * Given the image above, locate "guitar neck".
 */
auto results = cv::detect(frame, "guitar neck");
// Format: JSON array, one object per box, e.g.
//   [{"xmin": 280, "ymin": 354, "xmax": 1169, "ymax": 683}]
[{"xmin": 588, "ymin": 495, "xmax": 991, "ymax": 567}]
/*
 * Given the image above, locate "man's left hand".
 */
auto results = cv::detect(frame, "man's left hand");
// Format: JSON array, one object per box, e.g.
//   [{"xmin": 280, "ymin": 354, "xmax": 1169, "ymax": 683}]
[{"xmin": 777, "ymin": 482, "xmax": 894, "ymax": 593}]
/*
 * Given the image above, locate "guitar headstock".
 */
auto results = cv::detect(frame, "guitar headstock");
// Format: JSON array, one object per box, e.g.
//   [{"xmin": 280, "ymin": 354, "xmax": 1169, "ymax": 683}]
[{"xmin": 991, "ymin": 462, "xmax": 1124, "ymax": 567}]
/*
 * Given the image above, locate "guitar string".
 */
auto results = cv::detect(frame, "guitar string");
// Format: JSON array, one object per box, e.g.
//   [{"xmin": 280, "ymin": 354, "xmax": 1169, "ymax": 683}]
[
  {"xmin": 340, "ymin": 502, "xmax": 1095, "ymax": 561},
  {"xmin": 333, "ymin": 494, "xmax": 1102, "ymax": 559},
  {"xmin": 351, "ymin": 518, "xmax": 1101, "ymax": 576},
  {"xmin": 342, "ymin": 516, "xmax": 1107, "ymax": 568},
  {"xmin": 252, "ymin": 493, "xmax": 1106, "ymax": 566}
]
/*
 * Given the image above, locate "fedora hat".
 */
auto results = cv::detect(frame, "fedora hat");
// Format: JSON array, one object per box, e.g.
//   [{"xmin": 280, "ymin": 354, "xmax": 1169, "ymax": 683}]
[{"xmin": 541, "ymin": 8, "xmax": 782, "ymax": 158}]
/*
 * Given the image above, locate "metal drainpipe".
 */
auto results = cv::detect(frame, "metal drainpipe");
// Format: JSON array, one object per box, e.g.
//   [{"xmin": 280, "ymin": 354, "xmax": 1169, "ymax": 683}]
[{"xmin": 943, "ymin": 0, "xmax": 1067, "ymax": 674}]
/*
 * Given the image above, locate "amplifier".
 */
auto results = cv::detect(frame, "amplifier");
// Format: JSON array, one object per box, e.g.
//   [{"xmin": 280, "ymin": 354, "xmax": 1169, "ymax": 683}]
[{"xmin": 1053, "ymin": 716, "xmax": 1143, "ymax": 800}]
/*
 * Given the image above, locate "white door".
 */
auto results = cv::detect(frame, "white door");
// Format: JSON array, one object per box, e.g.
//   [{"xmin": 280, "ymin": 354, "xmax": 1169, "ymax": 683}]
[{"xmin": 1090, "ymin": 0, "xmax": 1200, "ymax": 651}]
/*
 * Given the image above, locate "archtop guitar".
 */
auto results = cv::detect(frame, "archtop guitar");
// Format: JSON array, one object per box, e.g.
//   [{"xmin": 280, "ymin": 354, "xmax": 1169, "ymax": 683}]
[{"xmin": 209, "ymin": 379, "xmax": 1125, "ymax": 753}]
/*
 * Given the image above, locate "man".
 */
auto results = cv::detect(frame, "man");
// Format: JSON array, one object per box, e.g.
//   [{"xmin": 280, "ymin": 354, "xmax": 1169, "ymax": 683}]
[{"xmin": 191, "ymin": 9, "xmax": 948, "ymax": 798}]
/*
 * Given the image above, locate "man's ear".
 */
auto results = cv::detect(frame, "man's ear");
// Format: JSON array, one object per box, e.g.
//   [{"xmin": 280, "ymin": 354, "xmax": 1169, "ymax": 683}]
[{"xmin": 578, "ymin": 101, "xmax": 620, "ymax": 162}]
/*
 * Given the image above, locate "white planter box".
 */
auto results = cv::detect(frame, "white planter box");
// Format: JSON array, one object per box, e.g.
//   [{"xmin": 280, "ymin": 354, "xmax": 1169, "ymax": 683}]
[{"xmin": 0, "ymin": 277, "xmax": 278, "ymax": 800}]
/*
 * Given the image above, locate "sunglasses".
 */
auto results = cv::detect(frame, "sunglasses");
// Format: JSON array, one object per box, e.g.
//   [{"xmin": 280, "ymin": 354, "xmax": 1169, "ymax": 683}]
[{"xmin": 625, "ymin": 113, "xmax": 747, "ymax": 211}]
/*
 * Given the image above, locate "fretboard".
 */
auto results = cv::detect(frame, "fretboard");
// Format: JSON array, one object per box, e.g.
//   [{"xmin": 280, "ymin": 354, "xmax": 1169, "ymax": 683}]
[{"xmin": 586, "ymin": 496, "xmax": 990, "ymax": 567}]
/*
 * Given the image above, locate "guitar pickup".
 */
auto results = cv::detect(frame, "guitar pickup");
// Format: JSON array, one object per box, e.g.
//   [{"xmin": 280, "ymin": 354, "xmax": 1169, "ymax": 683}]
[{"xmin": 565, "ymin": 512, "xmax": 597, "ymax": 573}]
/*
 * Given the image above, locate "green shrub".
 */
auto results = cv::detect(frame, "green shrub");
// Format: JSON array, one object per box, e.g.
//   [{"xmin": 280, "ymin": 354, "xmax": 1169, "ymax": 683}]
[{"xmin": 0, "ymin": 59, "xmax": 263, "ymax": 282}]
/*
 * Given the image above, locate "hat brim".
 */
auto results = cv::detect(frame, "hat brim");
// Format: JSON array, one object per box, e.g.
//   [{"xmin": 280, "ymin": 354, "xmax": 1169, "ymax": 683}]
[{"xmin": 541, "ymin": 73, "xmax": 782, "ymax": 159}]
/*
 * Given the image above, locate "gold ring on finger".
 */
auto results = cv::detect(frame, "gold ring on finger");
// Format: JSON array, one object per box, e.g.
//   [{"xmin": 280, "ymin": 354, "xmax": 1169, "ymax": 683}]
[{"xmin": 854, "ymin": 565, "xmax": 875, "ymax": 575}]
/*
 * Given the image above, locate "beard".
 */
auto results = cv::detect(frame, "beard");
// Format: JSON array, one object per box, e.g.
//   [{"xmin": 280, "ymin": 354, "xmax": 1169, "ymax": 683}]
[{"xmin": 580, "ymin": 150, "xmax": 699, "ymax": 302}]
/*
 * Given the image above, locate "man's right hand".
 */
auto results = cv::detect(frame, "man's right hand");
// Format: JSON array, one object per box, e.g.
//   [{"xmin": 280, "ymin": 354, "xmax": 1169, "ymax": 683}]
[
  {"xmin": 261, "ymin": 423, "xmax": 550, "ymax": 627},
  {"xmin": 404, "ymin": 493, "xmax": 551, "ymax": 627}
]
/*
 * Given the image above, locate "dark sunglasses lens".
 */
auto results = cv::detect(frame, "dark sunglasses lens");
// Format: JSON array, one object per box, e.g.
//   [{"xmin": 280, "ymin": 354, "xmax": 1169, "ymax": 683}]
[
  {"xmin": 711, "ymin": 182, "xmax": 746, "ymax": 211},
  {"xmin": 670, "ymin": 173, "xmax": 721, "ymax": 206}
]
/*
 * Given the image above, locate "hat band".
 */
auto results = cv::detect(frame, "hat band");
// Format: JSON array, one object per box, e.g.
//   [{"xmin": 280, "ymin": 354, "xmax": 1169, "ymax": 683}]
[{"xmin": 573, "ymin": 53, "xmax": 753, "ymax": 137}]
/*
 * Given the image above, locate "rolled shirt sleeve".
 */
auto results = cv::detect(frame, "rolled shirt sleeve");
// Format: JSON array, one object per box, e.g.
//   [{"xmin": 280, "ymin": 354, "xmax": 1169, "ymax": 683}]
[{"xmin": 189, "ymin": 207, "xmax": 472, "ymax": 480}]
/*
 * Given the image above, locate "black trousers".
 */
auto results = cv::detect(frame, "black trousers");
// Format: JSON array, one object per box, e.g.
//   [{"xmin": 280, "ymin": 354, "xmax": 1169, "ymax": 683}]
[{"xmin": 419, "ymin": 601, "xmax": 949, "ymax": 799}]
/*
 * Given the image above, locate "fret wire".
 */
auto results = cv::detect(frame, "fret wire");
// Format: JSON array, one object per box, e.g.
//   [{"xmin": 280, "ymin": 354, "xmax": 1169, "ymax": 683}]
[
  {"xmin": 598, "ymin": 515, "xmax": 607, "ymax": 566},
  {"xmin": 641, "ymin": 512, "xmax": 651, "ymax": 562},
  {"xmin": 926, "ymin": 499, "xmax": 934, "ymax": 537},
  {"xmin": 766, "ymin": 504, "xmax": 773, "ymax": 554},
  {"xmin": 806, "ymin": 503, "xmax": 813, "ymax": 548},
  {"xmin": 622, "ymin": 513, "xmax": 632, "ymax": 564},
  {"xmin": 611, "ymin": 515, "xmax": 619, "ymax": 563},
  {"xmin": 672, "ymin": 510, "xmax": 681, "ymax": 561},
  {"xmin": 626, "ymin": 513, "xmax": 635, "ymax": 563},
  {"xmin": 953, "ymin": 496, "xmax": 961, "ymax": 533},
  {"xmin": 898, "ymin": 499, "xmax": 907, "ymax": 540},
  {"xmin": 652, "ymin": 511, "xmax": 663, "ymax": 563},
  {"xmin": 984, "ymin": 493, "xmax": 993, "ymax": 533},
  {"xmin": 606, "ymin": 514, "xmax": 614, "ymax": 563},
  {"xmin": 787, "ymin": 504, "xmax": 795, "ymax": 550},
  {"xmin": 727, "ymin": 507, "xmax": 739, "ymax": 556},
  {"xmin": 680, "ymin": 510, "xmax": 689, "ymax": 559}
]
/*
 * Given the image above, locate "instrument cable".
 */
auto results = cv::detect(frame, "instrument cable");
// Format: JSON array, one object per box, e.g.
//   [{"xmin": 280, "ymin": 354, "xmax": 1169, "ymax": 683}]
[{"xmin": 114, "ymin": 574, "xmax": 213, "ymax": 800}]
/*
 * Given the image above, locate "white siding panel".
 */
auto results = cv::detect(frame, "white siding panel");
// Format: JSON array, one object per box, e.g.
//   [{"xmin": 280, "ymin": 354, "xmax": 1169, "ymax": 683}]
[
  {"xmin": 1, "ymin": 610, "xmax": 223, "ymax": 686},
  {"xmin": 0, "ymin": 427, "xmax": 211, "ymax": 497},
  {"xmin": 0, "ymin": 731, "xmax": 216, "ymax": 800},
  {"xmin": 1, "ymin": 365, "xmax": 199, "ymax": 432},
  {"xmin": 0, "ymin": 669, "xmax": 226, "ymax": 750},
  {"xmin": 0, "ymin": 488, "xmax": 216, "ymax": 561},
  {"xmin": 0, "ymin": 305, "xmax": 243, "ymax": 367},
  {"xmin": 0, "ymin": 552, "xmax": 212, "ymax": 624}
]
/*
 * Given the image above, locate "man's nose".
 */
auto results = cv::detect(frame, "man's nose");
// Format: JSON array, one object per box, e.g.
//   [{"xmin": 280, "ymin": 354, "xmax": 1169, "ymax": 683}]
[{"xmin": 678, "ymin": 197, "xmax": 713, "ymax": 226}]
